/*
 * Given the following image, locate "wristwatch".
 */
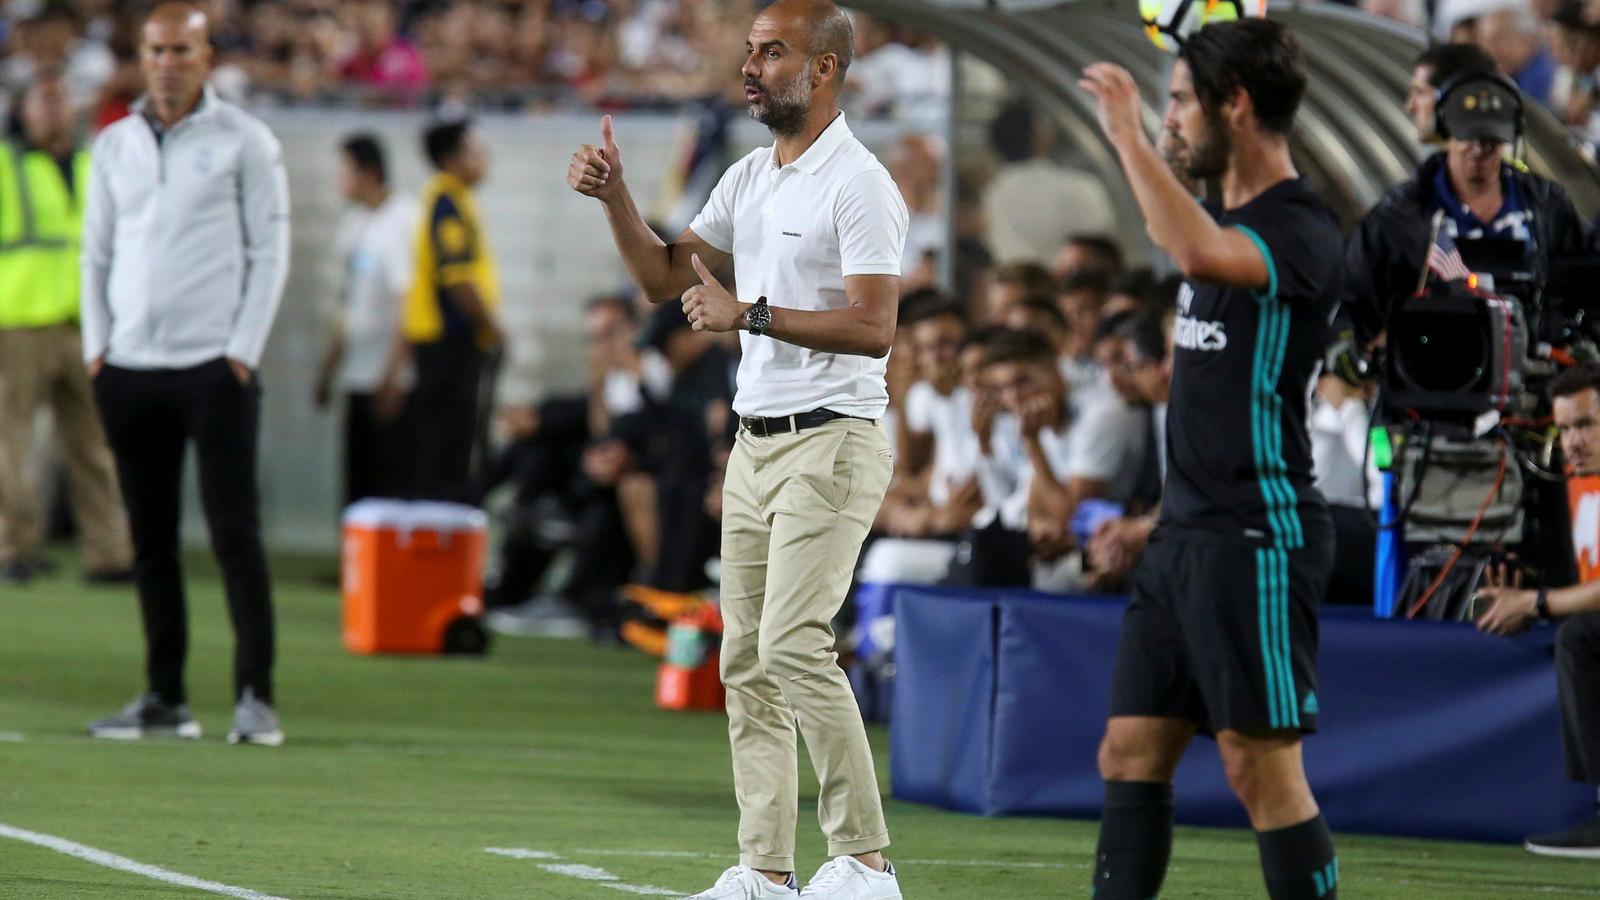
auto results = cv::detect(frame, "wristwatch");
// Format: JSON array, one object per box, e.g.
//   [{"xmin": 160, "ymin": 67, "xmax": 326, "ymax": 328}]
[
  {"xmin": 745, "ymin": 296, "xmax": 772, "ymax": 336},
  {"xmin": 1535, "ymin": 587, "xmax": 1552, "ymax": 622}
]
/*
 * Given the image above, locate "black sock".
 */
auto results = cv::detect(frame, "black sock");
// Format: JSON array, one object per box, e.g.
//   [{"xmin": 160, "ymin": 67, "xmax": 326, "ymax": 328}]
[
  {"xmin": 1256, "ymin": 814, "xmax": 1338, "ymax": 899},
  {"xmin": 1091, "ymin": 780, "xmax": 1173, "ymax": 899}
]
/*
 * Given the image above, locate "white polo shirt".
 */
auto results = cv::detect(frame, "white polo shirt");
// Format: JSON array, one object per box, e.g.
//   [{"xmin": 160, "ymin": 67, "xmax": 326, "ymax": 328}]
[{"xmin": 688, "ymin": 112, "xmax": 909, "ymax": 419}]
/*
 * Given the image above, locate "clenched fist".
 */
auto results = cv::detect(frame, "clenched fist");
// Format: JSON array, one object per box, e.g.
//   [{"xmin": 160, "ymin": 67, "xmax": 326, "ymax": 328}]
[{"xmin": 568, "ymin": 114, "xmax": 624, "ymax": 202}]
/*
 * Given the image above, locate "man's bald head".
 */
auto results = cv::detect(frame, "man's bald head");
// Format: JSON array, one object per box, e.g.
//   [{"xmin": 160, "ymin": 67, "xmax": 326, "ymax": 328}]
[
  {"xmin": 762, "ymin": 0, "xmax": 853, "ymax": 81},
  {"xmin": 141, "ymin": 1, "xmax": 212, "ymax": 120},
  {"xmin": 144, "ymin": 1, "xmax": 210, "ymax": 39}
]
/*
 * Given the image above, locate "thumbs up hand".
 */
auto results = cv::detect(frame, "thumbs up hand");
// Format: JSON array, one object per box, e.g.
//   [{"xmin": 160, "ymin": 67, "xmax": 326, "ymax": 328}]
[
  {"xmin": 681, "ymin": 253, "xmax": 744, "ymax": 333},
  {"xmin": 568, "ymin": 114, "xmax": 625, "ymax": 201}
]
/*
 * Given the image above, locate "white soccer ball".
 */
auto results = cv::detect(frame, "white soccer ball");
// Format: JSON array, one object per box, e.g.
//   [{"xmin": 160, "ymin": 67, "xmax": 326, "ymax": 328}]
[{"xmin": 1140, "ymin": 0, "xmax": 1269, "ymax": 54}]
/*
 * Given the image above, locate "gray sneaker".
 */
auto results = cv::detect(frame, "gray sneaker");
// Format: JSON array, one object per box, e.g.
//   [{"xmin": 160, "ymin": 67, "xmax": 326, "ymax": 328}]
[
  {"xmin": 227, "ymin": 688, "xmax": 283, "ymax": 747},
  {"xmin": 88, "ymin": 694, "xmax": 201, "ymax": 741}
]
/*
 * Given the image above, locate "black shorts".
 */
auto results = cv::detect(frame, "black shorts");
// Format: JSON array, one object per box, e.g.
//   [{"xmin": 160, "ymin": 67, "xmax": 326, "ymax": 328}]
[{"xmin": 1109, "ymin": 531, "xmax": 1334, "ymax": 735}]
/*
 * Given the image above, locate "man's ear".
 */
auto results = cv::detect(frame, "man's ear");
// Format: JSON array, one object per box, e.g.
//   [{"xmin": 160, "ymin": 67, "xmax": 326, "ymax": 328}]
[
  {"xmin": 814, "ymin": 52, "xmax": 836, "ymax": 88},
  {"xmin": 1225, "ymin": 85, "xmax": 1253, "ymax": 132}
]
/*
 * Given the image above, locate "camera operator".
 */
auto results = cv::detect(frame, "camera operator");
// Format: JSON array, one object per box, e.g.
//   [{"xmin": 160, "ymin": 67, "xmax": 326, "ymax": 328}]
[
  {"xmin": 1345, "ymin": 60, "xmax": 1589, "ymax": 349},
  {"xmin": 1475, "ymin": 362, "xmax": 1600, "ymax": 858},
  {"xmin": 1404, "ymin": 43, "xmax": 1496, "ymax": 145}
]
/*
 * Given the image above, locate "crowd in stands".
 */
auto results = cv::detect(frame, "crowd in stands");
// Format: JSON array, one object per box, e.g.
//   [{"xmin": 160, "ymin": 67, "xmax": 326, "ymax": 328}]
[
  {"xmin": 0, "ymin": 0, "xmax": 948, "ymax": 118},
  {"xmin": 1364, "ymin": 0, "xmax": 1600, "ymax": 154}
]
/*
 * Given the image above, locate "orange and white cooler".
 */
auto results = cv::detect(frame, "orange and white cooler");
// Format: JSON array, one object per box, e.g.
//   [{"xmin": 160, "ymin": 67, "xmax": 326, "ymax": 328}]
[{"xmin": 341, "ymin": 500, "xmax": 490, "ymax": 655}]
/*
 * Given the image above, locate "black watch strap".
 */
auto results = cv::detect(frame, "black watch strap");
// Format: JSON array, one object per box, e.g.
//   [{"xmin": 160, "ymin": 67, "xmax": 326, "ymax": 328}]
[{"xmin": 1535, "ymin": 587, "xmax": 1552, "ymax": 621}]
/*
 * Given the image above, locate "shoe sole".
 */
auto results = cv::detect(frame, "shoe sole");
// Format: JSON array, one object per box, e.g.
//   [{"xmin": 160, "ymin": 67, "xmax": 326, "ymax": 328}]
[
  {"xmin": 1525, "ymin": 841, "xmax": 1600, "ymax": 859},
  {"xmin": 227, "ymin": 730, "xmax": 284, "ymax": 747},
  {"xmin": 89, "ymin": 722, "xmax": 202, "ymax": 741}
]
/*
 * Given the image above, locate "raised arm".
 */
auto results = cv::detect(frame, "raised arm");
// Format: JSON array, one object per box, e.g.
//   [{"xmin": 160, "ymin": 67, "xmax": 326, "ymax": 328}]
[
  {"xmin": 1079, "ymin": 63, "xmax": 1269, "ymax": 290},
  {"xmin": 568, "ymin": 115, "xmax": 730, "ymax": 300}
]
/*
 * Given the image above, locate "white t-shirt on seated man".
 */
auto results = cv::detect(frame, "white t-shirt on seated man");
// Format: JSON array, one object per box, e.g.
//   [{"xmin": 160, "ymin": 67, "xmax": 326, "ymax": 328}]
[
  {"xmin": 902, "ymin": 380, "xmax": 978, "ymax": 507},
  {"xmin": 979, "ymin": 391, "xmax": 1146, "ymax": 532}
]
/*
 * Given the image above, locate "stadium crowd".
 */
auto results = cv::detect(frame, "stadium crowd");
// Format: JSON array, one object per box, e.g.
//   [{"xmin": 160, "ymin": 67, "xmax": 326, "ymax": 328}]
[{"xmin": 0, "ymin": 0, "xmax": 949, "ymax": 118}]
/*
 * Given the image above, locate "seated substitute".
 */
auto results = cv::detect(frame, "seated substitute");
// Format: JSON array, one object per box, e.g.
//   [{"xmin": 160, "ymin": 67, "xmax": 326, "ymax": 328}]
[{"xmin": 1476, "ymin": 362, "xmax": 1600, "ymax": 859}]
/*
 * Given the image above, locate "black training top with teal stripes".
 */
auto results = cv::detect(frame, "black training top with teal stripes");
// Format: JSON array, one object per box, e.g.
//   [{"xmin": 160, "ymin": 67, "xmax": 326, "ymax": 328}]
[{"xmin": 1159, "ymin": 178, "xmax": 1341, "ymax": 548}]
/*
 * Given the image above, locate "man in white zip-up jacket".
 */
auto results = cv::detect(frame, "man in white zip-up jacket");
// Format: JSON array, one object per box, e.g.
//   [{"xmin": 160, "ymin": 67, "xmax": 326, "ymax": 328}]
[{"xmin": 81, "ymin": 2, "xmax": 290, "ymax": 747}]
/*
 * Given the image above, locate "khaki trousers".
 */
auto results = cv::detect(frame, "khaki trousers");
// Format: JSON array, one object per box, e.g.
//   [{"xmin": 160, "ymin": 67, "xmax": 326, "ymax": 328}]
[
  {"xmin": 719, "ymin": 415, "xmax": 894, "ymax": 872},
  {"xmin": 0, "ymin": 325, "xmax": 132, "ymax": 571}
]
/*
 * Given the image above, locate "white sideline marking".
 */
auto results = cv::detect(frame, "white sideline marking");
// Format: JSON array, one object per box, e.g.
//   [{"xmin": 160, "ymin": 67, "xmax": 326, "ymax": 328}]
[
  {"xmin": 599, "ymin": 885, "xmax": 681, "ymax": 896},
  {"xmin": 486, "ymin": 847, "xmax": 561, "ymax": 859},
  {"xmin": 0, "ymin": 732, "xmax": 24, "ymax": 742},
  {"xmin": 488, "ymin": 849, "xmax": 686, "ymax": 896},
  {"xmin": 0, "ymin": 822, "xmax": 287, "ymax": 900},
  {"xmin": 541, "ymin": 863, "xmax": 618, "ymax": 881}
]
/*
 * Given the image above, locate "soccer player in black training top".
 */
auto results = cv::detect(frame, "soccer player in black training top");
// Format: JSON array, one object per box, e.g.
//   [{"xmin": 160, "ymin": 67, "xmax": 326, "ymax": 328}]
[{"xmin": 1079, "ymin": 20, "xmax": 1342, "ymax": 900}]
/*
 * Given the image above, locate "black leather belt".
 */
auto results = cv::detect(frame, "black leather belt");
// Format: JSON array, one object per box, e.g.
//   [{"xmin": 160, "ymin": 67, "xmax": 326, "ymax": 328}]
[{"xmin": 739, "ymin": 408, "xmax": 868, "ymax": 438}]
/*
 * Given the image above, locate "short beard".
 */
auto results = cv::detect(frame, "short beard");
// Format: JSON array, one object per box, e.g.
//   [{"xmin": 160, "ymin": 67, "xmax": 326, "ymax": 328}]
[
  {"xmin": 1184, "ymin": 109, "xmax": 1231, "ymax": 181},
  {"xmin": 748, "ymin": 65, "xmax": 813, "ymax": 137}
]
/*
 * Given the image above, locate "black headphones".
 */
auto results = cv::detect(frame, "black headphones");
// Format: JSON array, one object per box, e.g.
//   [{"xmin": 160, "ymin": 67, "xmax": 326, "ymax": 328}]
[{"xmin": 1433, "ymin": 70, "xmax": 1526, "ymax": 142}]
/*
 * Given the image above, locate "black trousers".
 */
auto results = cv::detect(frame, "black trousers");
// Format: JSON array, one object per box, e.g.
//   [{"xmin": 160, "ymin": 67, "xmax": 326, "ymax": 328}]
[
  {"xmin": 94, "ymin": 359, "xmax": 274, "ymax": 705},
  {"xmin": 343, "ymin": 391, "xmax": 412, "ymax": 506},
  {"xmin": 1558, "ymin": 612, "xmax": 1600, "ymax": 784},
  {"xmin": 409, "ymin": 339, "xmax": 488, "ymax": 503}
]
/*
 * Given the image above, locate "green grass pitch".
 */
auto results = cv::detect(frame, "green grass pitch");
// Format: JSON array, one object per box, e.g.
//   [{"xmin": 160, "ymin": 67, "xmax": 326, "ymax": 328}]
[{"xmin": 1, "ymin": 554, "xmax": 1596, "ymax": 898}]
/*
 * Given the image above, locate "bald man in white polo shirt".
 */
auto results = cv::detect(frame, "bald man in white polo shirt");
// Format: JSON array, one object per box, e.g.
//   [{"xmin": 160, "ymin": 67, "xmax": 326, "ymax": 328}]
[{"xmin": 569, "ymin": 2, "xmax": 907, "ymax": 898}]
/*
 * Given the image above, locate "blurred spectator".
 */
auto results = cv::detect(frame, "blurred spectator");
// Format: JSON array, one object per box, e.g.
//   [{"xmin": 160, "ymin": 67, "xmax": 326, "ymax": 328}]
[
  {"xmin": 336, "ymin": 0, "xmax": 430, "ymax": 106},
  {"xmin": 1, "ymin": 6, "xmax": 115, "ymax": 115},
  {"xmin": 1050, "ymin": 234, "xmax": 1125, "ymax": 284},
  {"xmin": 1002, "ymin": 294, "xmax": 1070, "ymax": 353},
  {"xmin": 845, "ymin": 13, "xmax": 949, "ymax": 127},
  {"xmin": 982, "ymin": 260, "xmax": 1054, "ymax": 324},
  {"xmin": 491, "ymin": 302, "xmax": 731, "ymax": 635},
  {"xmin": 1360, "ymin": 0, "xmax": 1428, "ymax": 28},
  {"xmin": 483, "ymin": 293, "xmax": 640, "ymax": 614},
  {"xmin": 968, "ymin": 329, "xmax": 1146, "ymax": 590},
  {"xmin": 0, "ymin": 71, "xmax": 132, "ymax": 584},
  {"xmin": 1103, "ymin": 268, "xmax": 1161, "ymax": 320},
  {"xmin": 1551, "ymin": 0, "xmax": 1600, "ymax": 151},
  {"xmin": 982, "ymin": 97, "xmax": 1115, "ymax": 265},
  {"xmin": 1056, "ymin": 270, "xmax": 1114, "ymax": 400},
  {"xmin": 881, "ymin": 298, "xmax": 982, "ymax": 539},
  {"xmin": 1085, "ymin": 309, "xmax": 1172, "ymax": 588},
  {"xmin": 1309, "ymin": 373, "xmax": 1379, "ymax": 606},
  {"xmin": 314, "ymin": 133, "xmax": 416, "ymax": 507},
  {"xmin": 404, "ymin": 120, "xmax": 504, "ymax": 502},
  {"xmin": 1473, "ymin": 4, "xmax": 1559, "ymax": 107},
  {"xmin": 886, "ymin": 133, "xmax": 946, "ymax": 291}
]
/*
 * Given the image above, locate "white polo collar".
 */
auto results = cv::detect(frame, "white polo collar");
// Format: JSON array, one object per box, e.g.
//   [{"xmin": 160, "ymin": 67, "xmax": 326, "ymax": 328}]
[{"xmin": 771, "ymin": 111, "xmax": 851, "ymax": 175}]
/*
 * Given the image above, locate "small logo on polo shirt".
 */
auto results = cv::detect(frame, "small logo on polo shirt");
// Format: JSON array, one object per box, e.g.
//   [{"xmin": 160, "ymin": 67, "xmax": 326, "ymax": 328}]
[{"xmin": 782, "ymin": 231, "xmax": 803, "ymax": 237}]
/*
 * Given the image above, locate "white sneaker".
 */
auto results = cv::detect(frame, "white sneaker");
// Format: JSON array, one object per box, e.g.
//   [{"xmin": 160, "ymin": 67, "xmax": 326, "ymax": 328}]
[
  {"xmin": 799, "ymin": 857, "xmax": 901, "ymax": 899},
  {"xmin": 681, "ymin": 866, "xmax": 798, "ymax": 899}
]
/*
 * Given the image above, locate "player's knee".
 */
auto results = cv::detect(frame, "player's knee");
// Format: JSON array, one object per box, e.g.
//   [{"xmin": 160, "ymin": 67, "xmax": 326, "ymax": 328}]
[{"xmin": 1098, "ymin": 730, "xmax": 1167, "ymax": 782}]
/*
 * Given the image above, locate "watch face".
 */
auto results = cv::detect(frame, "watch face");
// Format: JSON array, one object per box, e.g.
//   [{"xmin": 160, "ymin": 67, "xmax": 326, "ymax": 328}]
[{"xmin": 748, "ymin": 304, "xmax": 773, "ymax": 332}]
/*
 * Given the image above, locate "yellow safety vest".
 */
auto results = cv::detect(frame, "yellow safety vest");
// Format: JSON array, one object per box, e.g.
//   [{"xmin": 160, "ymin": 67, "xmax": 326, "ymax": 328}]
[{"xmin": 0, "ymin": 141, "xmax": 89, "ymax": 328}]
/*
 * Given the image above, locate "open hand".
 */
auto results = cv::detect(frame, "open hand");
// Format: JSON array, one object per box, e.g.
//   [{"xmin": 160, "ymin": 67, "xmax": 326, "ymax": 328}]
[
  {"xmin": 568, "ymin": 114, "xmax": 624, "ymax": 201},
  {"xmin": 1079, "ymin": 63, "xmax": 1148, "ymax": 152},
  {"xmin": 681, "ymin": 254, "xmax": 744, "ymax": 333}
]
